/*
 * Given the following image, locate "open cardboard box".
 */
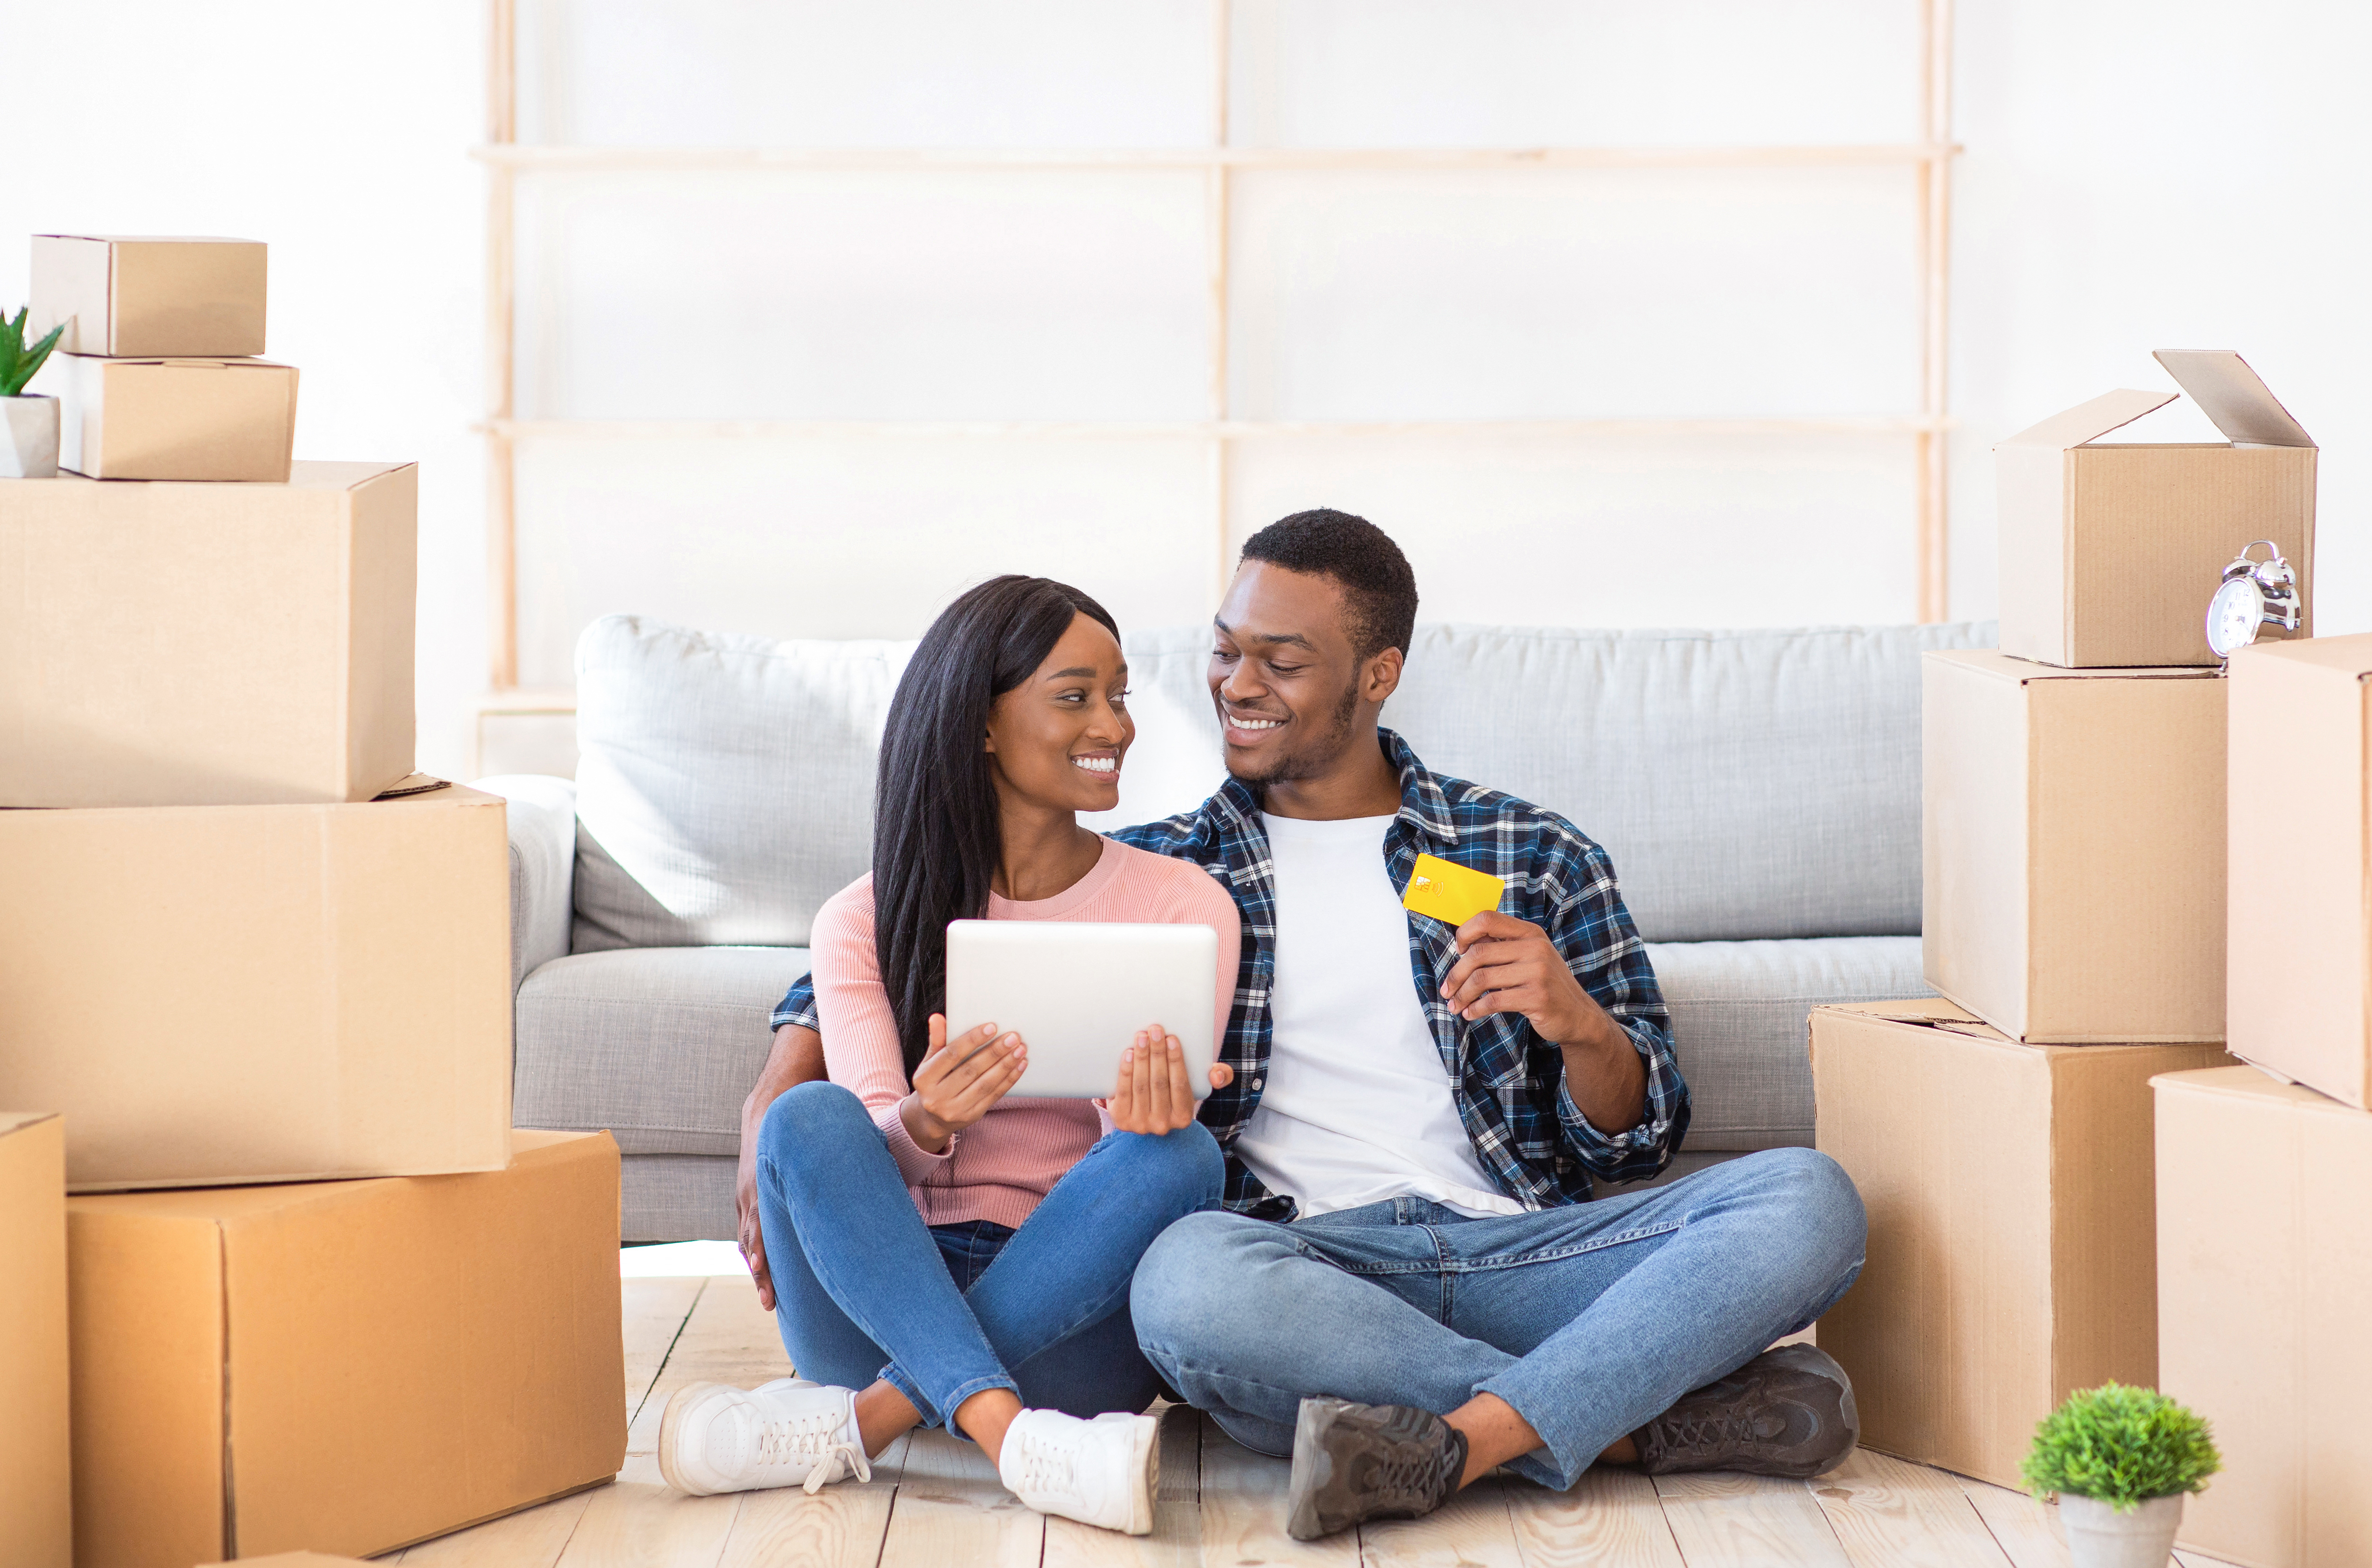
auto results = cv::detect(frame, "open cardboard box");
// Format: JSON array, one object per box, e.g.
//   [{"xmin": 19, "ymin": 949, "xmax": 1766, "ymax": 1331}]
[
  {"xmin": 70, "ymin": 1131, "xmax": 625, "ymax": 1568},
  {"xmin": 1996, "ymin": 350, "xmax": 2315, "ymax": 668},
  {"xmin": 0, "ymin": 460, "xmax": 416, "ymax": 807},
  {"xmin": 1923, "ymin": 649, "xmax": 2226, "ymax": 1042},
  {"xmin": 2156, "ymin": 1066, "xmax": 2372, "ymax": 1568},
  {"xmin": 29, "ymin": 234, "xmax": 268, "ymax": 357},
  {"xmin": 1812, "ymin": 999, "xmax": 2230, "ymax": 1487},
  {"xmin": 39, "ymin": 351, "xmax": 298, "ymax": 482},
  {"xmin": 2226, "ymin": 632, "xmax": 2372, "ymax": 1107}
]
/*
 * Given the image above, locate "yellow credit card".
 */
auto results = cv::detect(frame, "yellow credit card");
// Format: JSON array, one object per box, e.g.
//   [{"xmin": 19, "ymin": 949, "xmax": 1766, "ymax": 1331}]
[{"xmin": 1401, "ymin": 853, "xmax": 1506, "ymax": 927}]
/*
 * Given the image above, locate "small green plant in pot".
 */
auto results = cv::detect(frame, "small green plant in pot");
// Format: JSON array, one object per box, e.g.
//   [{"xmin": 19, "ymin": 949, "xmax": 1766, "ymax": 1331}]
[
  {"xmin": 1, "ymin": 306, "xmax": 68, "ymax": 478},
  {"xmin": 2024, "ymin": 1383, "xmax": 2220, "ymax": 1568}
]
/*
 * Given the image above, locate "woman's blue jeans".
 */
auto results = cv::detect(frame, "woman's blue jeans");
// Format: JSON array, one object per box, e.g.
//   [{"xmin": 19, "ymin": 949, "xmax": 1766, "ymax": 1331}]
[{"xmin": 756, "ymin": 1080, "xmax": 1224, "ymax": 1432}]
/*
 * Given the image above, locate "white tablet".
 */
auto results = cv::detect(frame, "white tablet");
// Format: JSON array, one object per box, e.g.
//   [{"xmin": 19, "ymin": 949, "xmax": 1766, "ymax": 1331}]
[{"xmin": 943, "ymin": 920, "xmax": 1221, "ymax": 1101}]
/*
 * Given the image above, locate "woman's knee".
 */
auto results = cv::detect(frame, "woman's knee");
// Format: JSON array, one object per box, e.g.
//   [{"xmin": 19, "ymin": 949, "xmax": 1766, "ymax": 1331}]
[
  {"xmin": 1123, "ymin": 1121, "xmax": 1225, "ymax": 1209},
  {"xmin": 761, "ymin": 1078, "xmax": 868, "ymax": 1149}
]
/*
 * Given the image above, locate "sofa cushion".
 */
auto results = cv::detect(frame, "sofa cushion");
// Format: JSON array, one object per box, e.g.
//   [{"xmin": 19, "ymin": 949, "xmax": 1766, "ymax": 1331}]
[
  {"xmin": 572, "ymin": 615, "xmax": 910, "ymax": 953},
  {"xmin": 514, "ymin": 945, "xmax": 811, "ymax": 1155},
  {"xmin": 570, "ymin": 614, "xmax": 1990, "ymax": 950},
  {"xmin": 1649, "ymin": 934, "xmax": 1932, "ymax": 1150}
]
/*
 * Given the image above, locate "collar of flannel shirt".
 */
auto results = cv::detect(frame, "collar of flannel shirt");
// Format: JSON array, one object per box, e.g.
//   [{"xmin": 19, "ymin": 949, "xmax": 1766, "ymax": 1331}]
[{"xmin": 1113, "ymin": 726, "xmax": 1687, "ymax": 1222}]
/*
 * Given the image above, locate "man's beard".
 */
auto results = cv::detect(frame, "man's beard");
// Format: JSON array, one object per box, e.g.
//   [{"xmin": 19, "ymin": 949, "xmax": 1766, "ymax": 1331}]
[{"xmin": 1221, "ymin": 679, "xmax": 1363, "ymax": 785}]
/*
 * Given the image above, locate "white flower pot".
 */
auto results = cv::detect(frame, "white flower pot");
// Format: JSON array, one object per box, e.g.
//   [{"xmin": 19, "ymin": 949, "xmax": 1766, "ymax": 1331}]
[
  {"xmin": 2, "ymin": 393, "xmax": 59, "ymax": 478},
  {"xmin": 2058, "ymin": 1491, "xmax": 2183, "ymax": 1568}
]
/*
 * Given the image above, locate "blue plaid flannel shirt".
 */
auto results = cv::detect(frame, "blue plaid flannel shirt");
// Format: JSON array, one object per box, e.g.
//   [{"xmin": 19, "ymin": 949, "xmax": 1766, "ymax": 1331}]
[{"xmin": 771, "ymin": 727, "xmax": 1688, "ymax": 1219}]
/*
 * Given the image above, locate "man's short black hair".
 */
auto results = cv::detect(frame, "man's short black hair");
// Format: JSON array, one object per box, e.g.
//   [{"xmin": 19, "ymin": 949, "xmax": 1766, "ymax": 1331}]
[{"xmin": 1238, "ymin": 509, "xmax": 1419, "ymax": 661}]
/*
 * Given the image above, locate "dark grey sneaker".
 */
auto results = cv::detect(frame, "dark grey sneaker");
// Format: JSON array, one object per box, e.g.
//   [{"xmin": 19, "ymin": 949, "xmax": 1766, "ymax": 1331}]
[
  {"xmin": 1633, "ymin": 1344, "xmax": 1860, "ymax": 1479},
  {"xmin": 1285, "ymin": 1397, "xmax": 1470, "ymax": 1541}
]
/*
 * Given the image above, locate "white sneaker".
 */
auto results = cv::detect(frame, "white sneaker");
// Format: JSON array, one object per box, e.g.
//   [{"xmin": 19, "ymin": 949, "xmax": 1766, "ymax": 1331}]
[
  {"xmin": 657, "ymin": 1378, "xmax": 872, "ymax": 1497},
  {"xmin": 996, "ymin": 1409, "xmax": 1160, "ymax": 1535}
]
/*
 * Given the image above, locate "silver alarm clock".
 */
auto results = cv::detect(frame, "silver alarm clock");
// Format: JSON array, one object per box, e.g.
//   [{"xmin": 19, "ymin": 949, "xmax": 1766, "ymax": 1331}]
[{"xmin": 2206, "ymin": 540, "xmax": 2301, "ymax": 660}]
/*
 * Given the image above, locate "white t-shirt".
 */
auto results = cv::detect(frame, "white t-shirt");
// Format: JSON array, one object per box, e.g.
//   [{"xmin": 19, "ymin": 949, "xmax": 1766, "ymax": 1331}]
[{"xmin": 1232, "ymin": 812, "xmax": 1526, "ymax": 1219}]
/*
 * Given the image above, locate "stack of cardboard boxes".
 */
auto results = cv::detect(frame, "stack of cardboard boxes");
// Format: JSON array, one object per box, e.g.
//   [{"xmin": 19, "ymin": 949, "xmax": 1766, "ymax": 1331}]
[
  {"xmin": 2, "ymin": 237, "xmax": 626, "ymax": 1568},
  {"xmin": 1810, "ymin": 351, "xmax": 2367, "ymax": 1565}
]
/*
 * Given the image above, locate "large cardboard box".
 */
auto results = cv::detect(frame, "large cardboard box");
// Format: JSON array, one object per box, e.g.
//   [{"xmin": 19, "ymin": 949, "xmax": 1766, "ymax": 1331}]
[
  {"xmin": 39, "ymin": 350, "xmax": 298, "ymax": 481},
  {"xmin": 0, "ymin": 461, "xmax": 417, "ymax": 807},
  {"xmin": 2155, "ymin": 1067, "xmax": 2372, "ymax": 1568},
  {"xmin": 29, "ymin": 234, "xmax": 268, "ymax": 357},
  {"xmin": 69, "ymin": 1130, "xmax": 626, "ymax": 1568},
  {"xmin": 1812, "ymin": 1000, "xmax": 2230, "ymax": 1487},
  {"xmin": 1996, "ymin": 351, "xmax": 2315, "ymax": 668},
  {"xmin": 0, "ymin": 1112, "xmax": 70, "ymax": 1568},
  {"xmin": 1923, "ymin": 649, "xmax": 2226, "ymax": 1042},
  {"xmin": 0, "ymin": 784, "xmax": 514, "ymax": 1191},
  {"xmin": 2226, "ymin": 633, "xmax": 2372, "ymax": 1107}
]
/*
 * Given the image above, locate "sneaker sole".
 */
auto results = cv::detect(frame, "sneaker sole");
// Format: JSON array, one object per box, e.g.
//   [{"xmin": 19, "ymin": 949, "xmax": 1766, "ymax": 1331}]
[
  {"xmin": 656, "ymin": 1381, "xmax": 725, "ymax": 1495},
  {"xmin": 1121, "ymin": 1414, "xmax": 1161, "ymax": 1536},
  {"xmin": 1284, "ymin": 1398, "xmax": 1340, "ymax": 1541}
]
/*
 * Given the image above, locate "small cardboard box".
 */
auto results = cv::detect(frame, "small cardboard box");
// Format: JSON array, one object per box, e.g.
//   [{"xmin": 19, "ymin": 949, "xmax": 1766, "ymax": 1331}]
[
  {"xmin": 1812, "ymin": 1000, "xmax": 2230, "ymax": 1488},
  {"xmin": 40, "ymin": 350, "xmax": 298, "ymax": 482},
  {"xmin": 1996, "ymin": 350, "xmax": 2315, "ymax": 668},
  {"xmin": 2155, "ymin": 1067, "xmax": 2372, "ymax": 1568},
  {"xmin": 0, "ymin": 1112, "xmax": 70, "ymax": 1568},
  {"xmin": 1923, "ymin": 649, "xmax": 2226, "ymax": 1042},
  {"xmin": 2227, "ymin": 633, "xmax": 2372, "ymax": 1107},
  {"xmin": 0, "ymin": 784, "xmax": 514, "ymax": 1191},
  {"xmin": 0, "ymin": 461, "xmax": 417, "ymax": 807},
  {"xmin": 69, "ymin": 1131, "xmax": 625, "ymax": 1568},
  {"xmin": 29, "ymin": 234, "xmax": 268, "ymax": 357}
]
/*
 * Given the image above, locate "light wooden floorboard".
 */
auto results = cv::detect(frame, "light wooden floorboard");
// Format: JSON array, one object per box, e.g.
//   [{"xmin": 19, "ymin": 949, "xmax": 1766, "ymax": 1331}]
[
  {"xmin": 1809, "ymin": 1449, "xmax": 2011, "ymax": 1567},
  {"xmin": 398, "ymin": 1272, "xmax": 2242, "ymax": 1568},
  {"xmin": 2173, "ymin": 1552, "xmax": 2245, "ymax": 1568},
  {"xmin": 1506, "ymin": 1467, "xmax": 1688, "ymax": 1568},
  {"xmin": 1653, "ymin": 1472, "xmax": 1851, "ymax": 1567},
  {"xmin": 1956, "ymin": 1477, "xmax": 2073, "ymax": 1568}
]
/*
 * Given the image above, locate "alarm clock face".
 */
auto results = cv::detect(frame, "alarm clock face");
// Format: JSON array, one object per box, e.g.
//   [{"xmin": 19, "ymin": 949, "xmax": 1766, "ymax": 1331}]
[{"xmin": 2207, "ymin": 576, "xmax": 2265, "ymax": 658}]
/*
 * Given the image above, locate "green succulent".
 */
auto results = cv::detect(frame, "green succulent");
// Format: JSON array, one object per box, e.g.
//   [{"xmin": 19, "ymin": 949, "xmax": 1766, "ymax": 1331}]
[
  {"xmin": 1, "ymin": 307, "xmax": 66, "ymax": 397},
  {"xmin": 2023, "ymin": 1383, "xmax": 2220, "ymax": 1513}
]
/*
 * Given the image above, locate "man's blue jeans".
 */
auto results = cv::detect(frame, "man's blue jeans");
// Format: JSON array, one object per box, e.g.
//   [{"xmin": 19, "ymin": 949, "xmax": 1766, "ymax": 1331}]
[
  {"xmin": 757, "ymin": 1080, "xmax": 1225, "ymax": 1432},
  {"xmin": 1129, "ymin": 1147, "xmax": 1866, "ymax": 1490}
]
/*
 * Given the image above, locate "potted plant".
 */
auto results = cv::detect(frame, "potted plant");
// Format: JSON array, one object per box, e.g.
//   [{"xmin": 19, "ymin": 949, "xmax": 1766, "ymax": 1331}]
[
  {"xmin": 2023, "ymin": 1382, "xmax": 2221, "ymax": 1568},
  {"xmin": 2, "ymin": 306, "xmax": 67, "ymax": 478}
]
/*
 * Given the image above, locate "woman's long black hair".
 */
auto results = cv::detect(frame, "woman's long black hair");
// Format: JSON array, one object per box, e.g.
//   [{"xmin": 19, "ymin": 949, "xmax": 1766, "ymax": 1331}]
[{"xmin": 873, "ymin": 574, "xmax": 1121, "ymax": 1079}]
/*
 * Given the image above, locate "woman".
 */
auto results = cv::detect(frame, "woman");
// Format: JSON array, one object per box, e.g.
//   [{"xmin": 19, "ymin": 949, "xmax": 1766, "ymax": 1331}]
[{"xmin": 656, "ymin": 576, "xmax": 1238, "ymax": 1536}]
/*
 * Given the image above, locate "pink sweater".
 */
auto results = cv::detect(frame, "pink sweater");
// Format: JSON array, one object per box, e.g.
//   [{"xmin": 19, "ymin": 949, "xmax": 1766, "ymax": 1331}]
[{"xmin": 811, "ymin": 837, "xmax": 1242, "ymax": 1231}]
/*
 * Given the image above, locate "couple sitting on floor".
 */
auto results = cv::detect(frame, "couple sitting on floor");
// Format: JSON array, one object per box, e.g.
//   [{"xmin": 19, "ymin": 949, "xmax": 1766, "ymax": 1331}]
[{"xmin": 655, "ymin": 511, "xmax": 1869, "ymax": 1540}]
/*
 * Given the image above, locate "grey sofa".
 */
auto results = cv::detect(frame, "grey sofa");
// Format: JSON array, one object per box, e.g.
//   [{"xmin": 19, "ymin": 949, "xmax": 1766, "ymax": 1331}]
[{"xmin": 490, "ymin": 613, "xmax": 1989, "ymax": 1242}]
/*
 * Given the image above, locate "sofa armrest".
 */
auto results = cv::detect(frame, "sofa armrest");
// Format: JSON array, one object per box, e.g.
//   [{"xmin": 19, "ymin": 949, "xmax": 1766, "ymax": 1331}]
[{"xmin": 473, "ymin": 774, "xmax": 578, "ymax": 992}]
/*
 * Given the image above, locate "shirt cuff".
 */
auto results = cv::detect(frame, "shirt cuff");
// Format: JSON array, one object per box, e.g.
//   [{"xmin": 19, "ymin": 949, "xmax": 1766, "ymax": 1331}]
[
  {"xmin": 1094, "ymin": 1099, "xmax": 1119, "ymax": 1139},
  {"xmin": 879, "ymin": 1093, "xmax": 956, "ymax": 1184}
]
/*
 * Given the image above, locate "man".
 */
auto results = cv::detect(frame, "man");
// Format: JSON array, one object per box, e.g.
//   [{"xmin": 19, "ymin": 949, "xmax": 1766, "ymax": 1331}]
[{"xmin": 751, "ymin": 510, "xmax": 1866, "ymax": 1540}]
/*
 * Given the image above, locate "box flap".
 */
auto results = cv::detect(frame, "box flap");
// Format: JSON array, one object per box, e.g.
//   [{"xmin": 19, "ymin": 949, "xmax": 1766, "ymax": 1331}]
[
  {"xmin": 2152, "ymin": 351, "xmax": 2313, "ymax": 448},
  {"xmin": 1997, "ymin": 389, "xmax": 2176, "ymax": 450},
  {"xmin": 0, "ymin": 1110, "xmax": 59, "ymax": 1139}
]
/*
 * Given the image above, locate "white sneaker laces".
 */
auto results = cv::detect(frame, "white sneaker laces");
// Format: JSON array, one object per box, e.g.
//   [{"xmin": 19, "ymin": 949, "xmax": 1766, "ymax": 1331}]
[
  {"xmin": 752, "ymin": 1409, "xmax": 873, "ymax": 1494},
  {"xmin": 1010, "ymin": 1428, "xmax": 1079, "ymax": 1498}
]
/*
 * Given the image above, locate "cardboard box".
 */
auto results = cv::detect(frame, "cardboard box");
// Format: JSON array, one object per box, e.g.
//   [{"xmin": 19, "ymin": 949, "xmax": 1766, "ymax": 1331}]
[
  {"xmin": 0, "ymin": 1112, "xmax": 70, "ymax": 1568},
  {"xmin": 0, "ymin": 784, "xmax": 514, "ymax": 1191},
  {"xmin": 29, "ymin": 234, "xmax": 268, "ymax": 357},
  {"xmin": 70, "ymin": 1130, "xmax": 625, "ymax": 1568},
  {"xmin": 1923, "ymin": 649, "xmax": 2226, "ymax": 1042},
  {"xmin": 1996, "ymin": 351, "xmax": 2315, "ymax": 668},
  {"xmin": 2155, "ymin": 1067, "xmax": 2372, "ymax": 1568},
  {"xmin": 2227, "ymin": 633, "xmax": 2372, "ymax": 1107},
  {"xmin": 1812, "ymin": 999, "xmax": 2230, "ymax": 1487},
  {"xmin": 40, "ymin": 350, "xmax": 298, "ymax": 481},
  {"xmin": 0, "ymin": 461, "xmax": 417, "ymax": 807}
]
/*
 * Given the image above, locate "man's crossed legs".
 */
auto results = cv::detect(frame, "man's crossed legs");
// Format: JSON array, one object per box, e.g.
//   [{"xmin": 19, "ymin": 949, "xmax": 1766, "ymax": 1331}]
[{"xmin": 1130, "ymin": 1147, "xmax": 1868, "ymax": 1537}]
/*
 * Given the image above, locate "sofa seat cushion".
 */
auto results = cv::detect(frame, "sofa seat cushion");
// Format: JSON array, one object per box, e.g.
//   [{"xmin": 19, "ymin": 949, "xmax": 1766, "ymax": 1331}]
[
  {"xmin": 514, "ymin": 945, "xmax": 811, "ymax": 1156},
  {"xmin": 1650, "ymin": 934, "xmax": 1931, "ymax": 1151}
]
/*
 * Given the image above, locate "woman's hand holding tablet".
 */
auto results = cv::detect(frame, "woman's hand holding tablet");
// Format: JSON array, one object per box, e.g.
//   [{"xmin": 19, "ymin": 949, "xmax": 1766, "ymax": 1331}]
[
  {"xmin": 1106, "ymin": 1026, "xmax": 1236, "ymax": 1135},
  {"xmin": 902, "ymin": 1015, "xmax": 1028, "ymax": 1153}
]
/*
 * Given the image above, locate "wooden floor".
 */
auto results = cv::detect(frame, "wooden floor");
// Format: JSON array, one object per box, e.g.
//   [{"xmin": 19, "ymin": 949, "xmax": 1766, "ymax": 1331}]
[{"xmin": 383, "ymin": 1275, "xmax": 2242, "ymax": 1568}]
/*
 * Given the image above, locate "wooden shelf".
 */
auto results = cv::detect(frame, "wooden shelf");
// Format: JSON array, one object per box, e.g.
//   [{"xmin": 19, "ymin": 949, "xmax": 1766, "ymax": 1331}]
[
  {"xmin": 481, "ymin": 415, "xmax": 1955, "ymax": 441},
  {"xmin": 470, "ymin": 142, "xmax": 1958, "ymax": 173}
]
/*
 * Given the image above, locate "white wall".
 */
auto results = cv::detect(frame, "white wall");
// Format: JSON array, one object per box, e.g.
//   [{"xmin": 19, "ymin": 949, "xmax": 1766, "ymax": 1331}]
[
  {"xmin": 0, "ymin": 1, "xmax": 489, "ymax": 778},
  {"xmin": 4, "ymin": 1, "xmax": 2363, "ymax": 775}
]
